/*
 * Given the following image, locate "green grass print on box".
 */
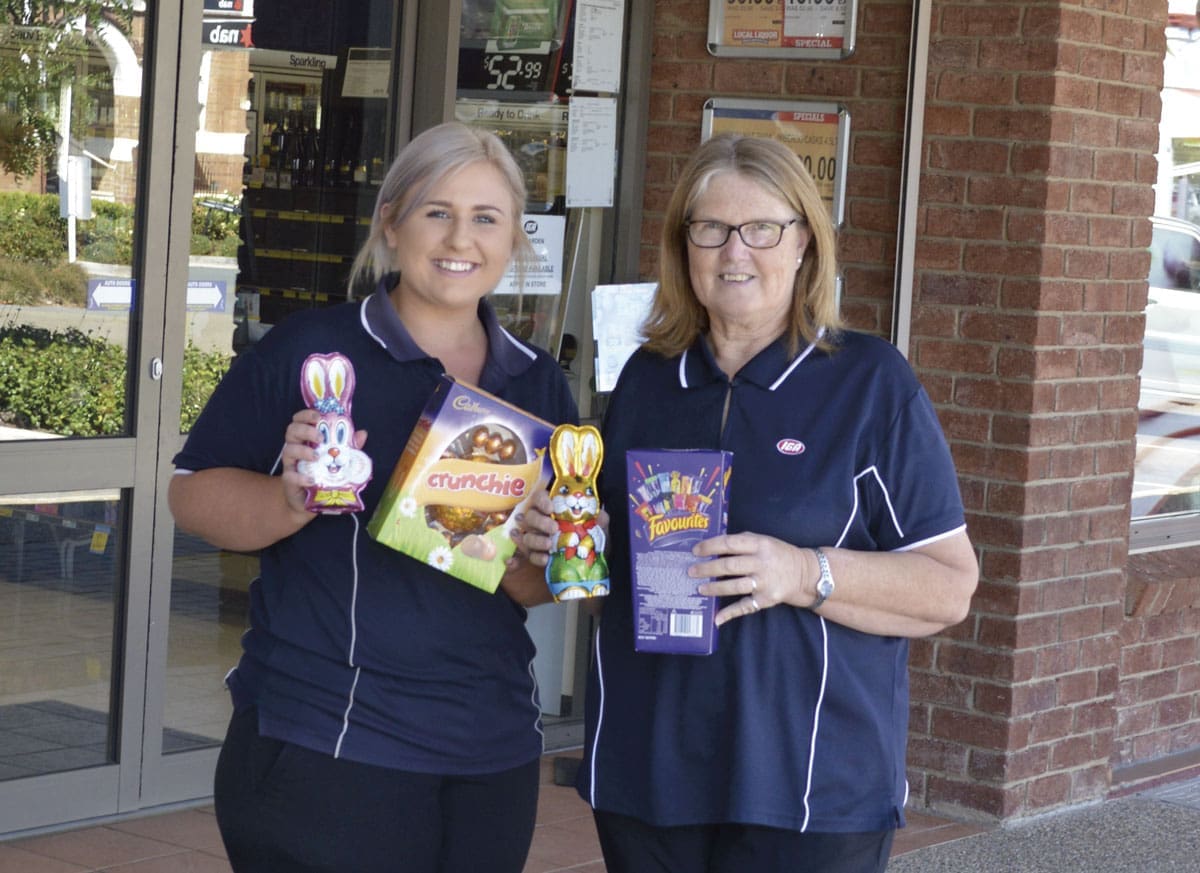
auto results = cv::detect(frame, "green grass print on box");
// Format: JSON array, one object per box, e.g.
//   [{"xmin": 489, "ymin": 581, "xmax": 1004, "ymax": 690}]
[{"xmin": 368, "ymin": 486, "xmax": 522, "ymax": 593}]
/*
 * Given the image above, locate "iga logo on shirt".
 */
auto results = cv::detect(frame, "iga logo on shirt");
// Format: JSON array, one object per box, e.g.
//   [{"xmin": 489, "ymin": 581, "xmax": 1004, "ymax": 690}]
[{"xmin": 776, "ymin": 438, "xmax": 805, "ymax": 456}]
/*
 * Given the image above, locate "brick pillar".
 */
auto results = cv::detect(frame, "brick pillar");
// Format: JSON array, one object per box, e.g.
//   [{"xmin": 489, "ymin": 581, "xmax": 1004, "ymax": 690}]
[{"xmin": 906, "ymin": 0, "xmax": 1164, "ymax": 820}]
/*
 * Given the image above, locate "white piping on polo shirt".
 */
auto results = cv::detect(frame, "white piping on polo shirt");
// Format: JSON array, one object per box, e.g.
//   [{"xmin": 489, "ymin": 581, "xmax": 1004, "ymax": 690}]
[
  {"xmin": 334, "ymin": 513, "xmax": 364, "ymax": 758},
  {"xmin": 360, "ymin": 297, "xmax": 387, "ymax": 349},
  {"xmin": 677, "ymin": 328, "xmax": 825, "ymax": 390},
  {"xmin": 800, "ymin": 614, "xmax": 831, "ymax": 831},
  {"xmin": 588, "ymin": 627, "xmax": 606, "ymax": 808},
  {"xmin": 769, "ymin": 338, "xmax": 819, "ymax": 391},
  {"xmin": 844, "ymin": 466, "xmax": 903, "ymax": 545},
  {"xmin": 528, "ymin": 659, "xmax": 545, "ymax": 747},
  {"xmin": 499, "ymin": 325, "xmax": 539, "ymax": 361}
]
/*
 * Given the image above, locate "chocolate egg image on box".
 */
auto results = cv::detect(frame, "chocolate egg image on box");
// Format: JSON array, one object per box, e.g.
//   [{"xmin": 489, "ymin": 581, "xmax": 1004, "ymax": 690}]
[{"xmin": 425, "ymin": 424, "xmax": 527, "ymax": 545}]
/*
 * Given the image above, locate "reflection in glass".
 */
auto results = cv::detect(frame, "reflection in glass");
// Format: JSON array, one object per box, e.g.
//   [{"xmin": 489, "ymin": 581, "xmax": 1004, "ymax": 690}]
[
  {"xmin": 160, "ymin": 530, "xmax": 253, "ymax": 755},
  {"xmin": 1135, "ymin": 216, "xmax": 1200, "ymax": 518},
  {"xmin": 1137, "ymin": 16, "xmax": 1200, "ymax": 522},
  {"xmin": 0, "ymin": 3, "xmax": 144, "ymax": 439},
  {"xmin": 163, "ymin": 0, "xmax": 401, "ymax": 750},
  {"xmin": 0, "ymin": 490, "xmax": 122, "ymax": 781}
]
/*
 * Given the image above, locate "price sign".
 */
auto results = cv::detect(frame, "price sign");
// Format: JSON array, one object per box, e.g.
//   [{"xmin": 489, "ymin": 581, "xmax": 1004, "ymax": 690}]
[
  {"xmin": 458, "ymin": 0, "xmax": 575, "ymax": 97},
  {"xmin": 459, "ymin": 44, "xmax": 574, "ymax": 97},
  {"xmin": 707, "ymin": 0, "xmax": 858, "ymax": 59},
  {"xmin": 701, "ymin": 98, "xmax": 850, "ymax": 227}
]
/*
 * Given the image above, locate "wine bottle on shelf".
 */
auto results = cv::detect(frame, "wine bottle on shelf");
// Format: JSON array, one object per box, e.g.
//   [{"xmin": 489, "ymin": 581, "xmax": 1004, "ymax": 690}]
[
  {"xmin": 366, "ymin": 119, "xmax": 386, "ymax": 186},
  {"xmin": 263, "ymin": 119, "xmax": 282, "ymax": 188},
  {"xmin": 279, "ymin": 114, "xmax": 297, "ymax": 190},
  {"xmin": 338, "ymin": 113, "xmax": 360, "ymax": 187},
  {"xmin": 303, "ymin": 123, "xmax": 321, "ymax": 189},
  {"xmin": 286, "ymin": 113, "xmax": 304, "ymax": 188},
  {"xmin": 322, "ymin": 112, "xmax": 340, "ymax": 190}
]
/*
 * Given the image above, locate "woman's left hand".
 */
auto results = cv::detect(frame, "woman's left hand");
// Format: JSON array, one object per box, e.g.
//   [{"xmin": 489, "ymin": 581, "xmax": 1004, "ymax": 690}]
[
  {"xmin": 689, "ymin": 532, "xmax": 813, "ymax": 626},
  {"xmin": 689, "ymin": 529, "xmax": 979, "ymax": 637},
  {"xmin": 500, "ymin": 491, "xmax": 612, "ymax": 610},
  {"xmin": 516, "ymin": 491, "xmax": 611, "ymax": 569}
]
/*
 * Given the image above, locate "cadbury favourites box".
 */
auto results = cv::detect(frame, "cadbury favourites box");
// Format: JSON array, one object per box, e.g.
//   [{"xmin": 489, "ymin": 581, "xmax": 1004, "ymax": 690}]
[
  {"xmin": 368, "ymin": 375, "xmax": 554, "ymax": 593},
  {"xmin": 626, "ymin": 449, "xmax": 732, "ymax": 655}
]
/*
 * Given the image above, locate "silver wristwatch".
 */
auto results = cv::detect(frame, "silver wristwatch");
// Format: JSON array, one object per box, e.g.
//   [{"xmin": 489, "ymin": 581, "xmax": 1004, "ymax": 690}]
[{"xmin": 811, "ymin": 548, "xmax": 835, "ymax": 610}]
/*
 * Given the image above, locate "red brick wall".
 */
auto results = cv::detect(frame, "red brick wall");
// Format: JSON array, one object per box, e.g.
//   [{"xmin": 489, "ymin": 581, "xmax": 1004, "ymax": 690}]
[
  {"xmin": 911, "ymin": 0, "xmax": 1163, "ymax": 820},
  {"xmin": 642, "ymin": 0, "xmax": 1186, "ymax": 824},
  {"xmin": 1119, "ymin": 548, "xmax": 1200, "ymax": 767},
  {"xmin": 641, "ymin": 0, "xmax": 909, "ymax": 334}
]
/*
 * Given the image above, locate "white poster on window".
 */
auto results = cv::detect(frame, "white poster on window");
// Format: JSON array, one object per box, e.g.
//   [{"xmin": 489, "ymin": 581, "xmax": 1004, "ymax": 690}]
[
  {"xmin": 573, "ymin": 0, "xmax": 624, "ymax": 93},
  {"xmin": 592, "ymin": 282, "xmax": 657, "ymax": 392},
  {"xmin": 565, "ymin": 97, "xmax": 617, "ymax": 207},
  {"xmin": 495, "ymin": 214, "xmax": 566, "ymax": 295}
]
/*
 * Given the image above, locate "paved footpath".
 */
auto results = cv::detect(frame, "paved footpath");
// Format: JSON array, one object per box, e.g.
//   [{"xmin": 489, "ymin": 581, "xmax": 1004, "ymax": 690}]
[{"xmin": 887, "ymin": 777, "xmax": 1200, "ymax": 872}]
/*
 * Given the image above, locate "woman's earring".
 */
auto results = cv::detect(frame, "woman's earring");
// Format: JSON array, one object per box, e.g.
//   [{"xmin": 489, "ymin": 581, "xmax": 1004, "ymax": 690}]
[{"xmin": 797, "ymin": 257, "xmax": 804, "ymax": 266}]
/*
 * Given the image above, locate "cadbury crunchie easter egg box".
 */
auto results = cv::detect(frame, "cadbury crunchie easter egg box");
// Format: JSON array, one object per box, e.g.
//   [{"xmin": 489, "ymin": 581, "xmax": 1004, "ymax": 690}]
[{"xmin": 367, "ymin": 375, "xmax": 554, "ymax": 593}]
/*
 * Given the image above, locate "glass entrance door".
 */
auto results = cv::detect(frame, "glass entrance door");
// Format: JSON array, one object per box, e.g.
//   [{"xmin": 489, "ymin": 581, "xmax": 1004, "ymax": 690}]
[
  {"xmin": 139, "ymin": 0, "xmax": 409, "ymax": 808},
  {"xmin": 0, "ymin": 0, "xmax": 412, "ymax": 831},
  {"xmin": 0, "ymin": 0, "xmax": 184, "ymax": 831}
]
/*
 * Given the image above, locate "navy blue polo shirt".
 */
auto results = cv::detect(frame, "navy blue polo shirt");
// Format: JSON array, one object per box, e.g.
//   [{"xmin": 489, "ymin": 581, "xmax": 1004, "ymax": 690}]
[
  {"xmin": 578, "ymin": 330, "xmax": 966, "ymax": 832},
  {"xmin": 173, "ymin": 282, "xmax": 577, "ymax": 775}
]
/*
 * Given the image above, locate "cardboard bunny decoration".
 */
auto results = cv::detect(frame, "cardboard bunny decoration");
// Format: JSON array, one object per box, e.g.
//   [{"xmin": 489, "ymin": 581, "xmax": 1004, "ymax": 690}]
[
  {"xmin": 545, "ymin": 424, "xmax": 610, "ymax": 601},
  {"xmin": 296, "ymin": 352, "xmax": 373, "ymax": 513}
]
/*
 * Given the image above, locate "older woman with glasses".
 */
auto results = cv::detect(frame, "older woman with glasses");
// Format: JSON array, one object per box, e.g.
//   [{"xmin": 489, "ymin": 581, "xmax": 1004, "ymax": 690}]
[{"xmin": 565, "ymin": 134, "xmax": 979, "ymax": 872}]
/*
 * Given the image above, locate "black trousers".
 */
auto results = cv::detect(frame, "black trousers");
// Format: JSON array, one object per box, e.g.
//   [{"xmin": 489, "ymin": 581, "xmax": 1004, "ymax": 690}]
[
  {"xmin": 213, "ymin": 706, "xmax": 540, "ymax": 873},
  {"xmin": 594, "ymin": 808, "xmax": 895, "ymax": 873}
]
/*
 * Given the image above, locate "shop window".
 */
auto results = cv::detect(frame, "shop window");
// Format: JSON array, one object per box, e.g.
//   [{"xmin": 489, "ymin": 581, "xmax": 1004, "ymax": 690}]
[{"xmin": 1133, "ymin": 6, "xmax": 1200, "ymax": 548}]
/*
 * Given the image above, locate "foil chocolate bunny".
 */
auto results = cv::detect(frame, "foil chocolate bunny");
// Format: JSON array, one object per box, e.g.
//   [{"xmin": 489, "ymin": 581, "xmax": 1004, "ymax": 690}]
[
  {"xmin": 545, "ymin": 424, "xmax": 610, "ymax": 601},
  {"xmin": 296, "ymin": 352, "xmax": 373, "ymax": 513}
]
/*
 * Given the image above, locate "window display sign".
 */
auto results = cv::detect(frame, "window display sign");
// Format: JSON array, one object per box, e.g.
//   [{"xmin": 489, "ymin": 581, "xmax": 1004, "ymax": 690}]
[
  {"xmin": 341, "ymin": 48, "xmax": 390, "ymax": 98},
  {"xmin": 459, "ymin": 0, "xmax": 575, "ymax": 97},
  {"xmin": 496, "ymin": 214, "xmax": 567, "ymax": 295},
  {"xmin": 707, "ymin": 0, "xmax": 858, "ymax": 60},
  {"xmin": 702, "ymin": 98, "xmax": 849, "ymax": 226}
]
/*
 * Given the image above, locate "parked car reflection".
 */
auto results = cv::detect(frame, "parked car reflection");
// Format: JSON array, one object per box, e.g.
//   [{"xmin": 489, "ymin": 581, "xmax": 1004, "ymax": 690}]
[{"xmin": 1135, "ymin": 215, "xmax": 1200, "ymax": 517}]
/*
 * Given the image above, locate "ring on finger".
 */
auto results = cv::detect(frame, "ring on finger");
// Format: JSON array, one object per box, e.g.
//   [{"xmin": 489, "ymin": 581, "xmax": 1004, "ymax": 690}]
[
  {"xmin": 749, "ymin": 575, "xmax": 757, "ymax": 593},
  {"xmin": 749, "ymin": 597, "xmax": 760, "ymax": 612}
]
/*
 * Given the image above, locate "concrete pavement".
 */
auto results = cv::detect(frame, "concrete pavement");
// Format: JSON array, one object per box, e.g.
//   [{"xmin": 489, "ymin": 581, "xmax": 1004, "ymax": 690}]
[{"xmin": 887, "ymin": 776, "xmax": 1200, "ymax": 872}]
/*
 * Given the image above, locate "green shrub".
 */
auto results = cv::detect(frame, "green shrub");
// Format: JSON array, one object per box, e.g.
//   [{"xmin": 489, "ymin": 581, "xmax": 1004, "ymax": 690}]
[
  {"xmin": 78, "ymin": 200, "xmax": 135, "ymax": 265},
  {"xmin": 0, "ymin": 324, "xmax": 232, "ymax": 436},
  {"xmin": 0, "ymin": 192, "xmax": 67, "ymax": 264},
  {"xmin": 180, "ymin": 342, "xmax": 232, "ymax": 432},
  {"xmin": 0, "ymin": 324, "xmax": 126, "ymax": 435},
  {"xmin": 0, "ymin": 192, "xmax": 242, "ymax": 274}
]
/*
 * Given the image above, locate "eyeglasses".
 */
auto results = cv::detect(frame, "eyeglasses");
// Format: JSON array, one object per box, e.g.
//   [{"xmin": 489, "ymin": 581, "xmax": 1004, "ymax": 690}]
[{"xmin": 684, "ymin": 218, "xmax": 803, "ymax": 249}]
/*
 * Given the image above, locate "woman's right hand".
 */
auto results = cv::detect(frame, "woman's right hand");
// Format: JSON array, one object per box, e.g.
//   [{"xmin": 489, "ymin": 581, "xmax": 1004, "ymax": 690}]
[
  {"xmin": 279, "ymin": 408, "xmax": 321, "ymax": 517},
  {"xmin": 518, "ymin": 490, "xmax": 611, "ymax": 568},
  {"xmin": 279, "ymin": 408, "xmax": 368, "ymax": 518},
  {"xmin": 517, "ymin": 490, "xmax": 560, "ymax": 568}
]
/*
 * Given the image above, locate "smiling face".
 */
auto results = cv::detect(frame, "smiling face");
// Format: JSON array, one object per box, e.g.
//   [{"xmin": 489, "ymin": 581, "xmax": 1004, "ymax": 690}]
[
  {"xmin": 383, "ymin": 160, "xmax": 517, "ymax": 316},
  {"xmin": 686, "ymin": 170, "xmax": 811, "ymax": 341}
]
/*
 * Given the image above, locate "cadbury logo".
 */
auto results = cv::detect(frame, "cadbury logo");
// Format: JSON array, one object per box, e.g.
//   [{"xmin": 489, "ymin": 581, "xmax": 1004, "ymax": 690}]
[
  {"xmin": 776, "ymin": 438, "xmax": 805, "ymax": 456},
  {"xmin": 452, "ymin": 396, "xmax": 484, "ymax": 414}
]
